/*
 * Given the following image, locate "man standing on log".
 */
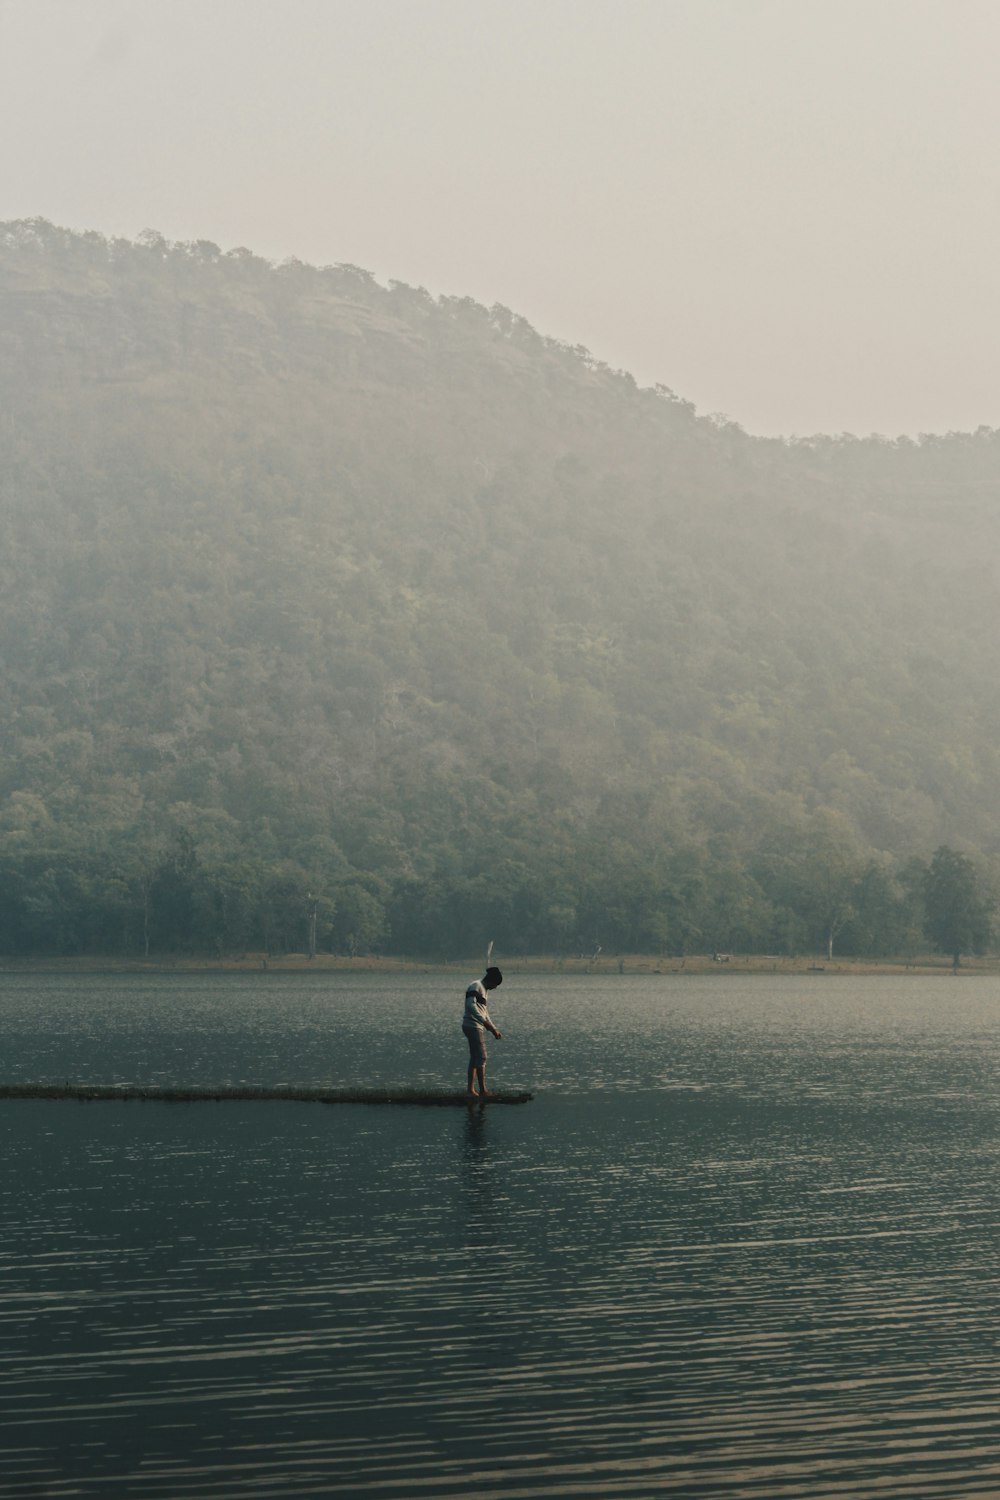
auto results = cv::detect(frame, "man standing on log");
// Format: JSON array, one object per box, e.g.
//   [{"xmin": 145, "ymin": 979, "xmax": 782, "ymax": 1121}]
[{"xmin": 462, "ymin": 966, "xmax": 503, "ymax": 1097}]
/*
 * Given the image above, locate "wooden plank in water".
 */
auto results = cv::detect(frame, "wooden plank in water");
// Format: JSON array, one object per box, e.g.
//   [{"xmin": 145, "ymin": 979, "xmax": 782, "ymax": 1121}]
[{"xmin": 0, "ymin": 1084, "xmax": 533, "ymax": 1106}]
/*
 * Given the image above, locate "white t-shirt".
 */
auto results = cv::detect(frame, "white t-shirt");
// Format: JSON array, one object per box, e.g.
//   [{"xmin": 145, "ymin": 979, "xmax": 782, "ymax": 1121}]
[{"xmin": 462, "ymin": 980, "xmax": 494, "ymax": 1032}]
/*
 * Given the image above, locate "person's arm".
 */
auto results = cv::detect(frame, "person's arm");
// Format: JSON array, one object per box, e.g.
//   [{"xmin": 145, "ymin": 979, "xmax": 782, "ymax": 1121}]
[{"xmin": 480, "ymin": 1003, "xmax": 502, "ymax": 1039}]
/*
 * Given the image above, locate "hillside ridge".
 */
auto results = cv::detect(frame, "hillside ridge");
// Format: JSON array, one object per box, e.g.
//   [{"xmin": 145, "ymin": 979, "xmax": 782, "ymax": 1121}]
[{"xmin": 2, "ymin": 218, "xmax": 999, "ymax": 960}]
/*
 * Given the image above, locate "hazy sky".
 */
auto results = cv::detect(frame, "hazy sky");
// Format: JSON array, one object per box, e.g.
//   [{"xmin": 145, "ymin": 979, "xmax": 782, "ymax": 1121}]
[{"xmin": 3, "ymin": 0, "xmax": 999, "ymax": 437}]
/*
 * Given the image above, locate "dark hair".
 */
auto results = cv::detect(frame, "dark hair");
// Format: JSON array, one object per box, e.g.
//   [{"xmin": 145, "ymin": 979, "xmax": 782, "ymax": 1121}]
[{"xmin": 483, "ymin": 966, "xmax": 503, "ymax": 988}]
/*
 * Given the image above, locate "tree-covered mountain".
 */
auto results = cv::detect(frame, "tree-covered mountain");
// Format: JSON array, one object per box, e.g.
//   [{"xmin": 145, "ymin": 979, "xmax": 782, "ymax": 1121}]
[{"xmin": 2, "ymin": 218, "xmax": 999, "ymax": 959}]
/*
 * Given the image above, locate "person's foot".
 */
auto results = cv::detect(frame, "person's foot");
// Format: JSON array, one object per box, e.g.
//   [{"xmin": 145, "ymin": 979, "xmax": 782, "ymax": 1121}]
[
  {"xmin": 480, "ymin": 1090, "xmax": 495, "ymax": 1098},
  {"xmin": 466, "ymin": 1088, "xmax": 479, "ymax": 1097}
]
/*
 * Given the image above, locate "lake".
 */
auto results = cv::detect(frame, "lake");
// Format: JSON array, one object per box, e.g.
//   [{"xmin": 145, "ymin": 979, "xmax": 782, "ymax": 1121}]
[{"xmin": 3, "ymin": 970, "xmax": 1000, "ymax": 1497}]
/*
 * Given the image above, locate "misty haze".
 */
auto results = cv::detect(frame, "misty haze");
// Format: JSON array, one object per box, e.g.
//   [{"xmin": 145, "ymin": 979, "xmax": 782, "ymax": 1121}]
[{"xmin": 6, "ymin": 2, "xmax": 1000, "ymax": 1496}]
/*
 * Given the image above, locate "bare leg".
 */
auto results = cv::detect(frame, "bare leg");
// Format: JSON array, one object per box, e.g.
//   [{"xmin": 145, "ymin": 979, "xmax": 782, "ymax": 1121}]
[
  {"xmin": 467, "ymin": 1064, "xmax": 478, "ymax": 1096},
  {"xmin": 476, "ymin": 1064, "xmax": 493, "ymax": 1098}
]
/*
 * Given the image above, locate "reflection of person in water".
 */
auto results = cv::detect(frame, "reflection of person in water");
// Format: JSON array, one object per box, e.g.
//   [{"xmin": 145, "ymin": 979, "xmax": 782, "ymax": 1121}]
[
  {"xmin": 462, "ymin": 966, "xmax": 503, "ymax": 1097},
  {"xmin": 459, "ymin": 1105, "xmax": 496, "ymax": 1229}
]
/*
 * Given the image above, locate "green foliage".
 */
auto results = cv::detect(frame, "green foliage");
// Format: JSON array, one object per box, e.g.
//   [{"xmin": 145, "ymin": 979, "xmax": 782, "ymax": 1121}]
[
  {"xmin": 922, "ymin": 846, "xmax": 995, "ymax": 968},
  {"xmin": 2, "ymin": 219, "xmax": 1000, "ymax": 958}
]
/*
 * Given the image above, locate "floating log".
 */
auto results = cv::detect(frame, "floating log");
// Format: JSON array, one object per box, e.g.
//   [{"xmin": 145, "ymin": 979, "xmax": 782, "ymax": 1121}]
[{"xmin": 0, "ymin": 1083, "xmax": 533, "ymax": 1106}]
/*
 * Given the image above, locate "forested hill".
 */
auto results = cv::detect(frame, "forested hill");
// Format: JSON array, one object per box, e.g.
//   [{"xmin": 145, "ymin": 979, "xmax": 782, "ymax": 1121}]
[{"xmin": 2, "ymin": 217, "xmax": 1000, "ymax": 960}]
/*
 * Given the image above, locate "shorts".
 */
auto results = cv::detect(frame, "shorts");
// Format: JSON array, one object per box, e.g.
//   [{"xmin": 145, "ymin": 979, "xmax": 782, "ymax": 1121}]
[{"xmin": 463, "ymin": 1023, "xmax": 486, "ymax": 1067}]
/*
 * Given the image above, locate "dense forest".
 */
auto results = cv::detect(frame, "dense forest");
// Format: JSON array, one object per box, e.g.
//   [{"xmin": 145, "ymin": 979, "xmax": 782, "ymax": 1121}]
[{"xmin": 2, "ymin": 218, "xmax": 999, "ymax": 961}]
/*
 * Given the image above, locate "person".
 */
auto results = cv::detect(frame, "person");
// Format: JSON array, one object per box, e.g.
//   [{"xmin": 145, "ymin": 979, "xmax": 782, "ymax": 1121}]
[{"xmin": 462, "ymin": 966, "xmax": 503, "ymax": 1097}]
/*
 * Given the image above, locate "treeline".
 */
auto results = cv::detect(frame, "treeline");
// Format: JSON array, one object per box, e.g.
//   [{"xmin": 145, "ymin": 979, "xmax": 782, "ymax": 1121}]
[
  {"xmin": 2, "ymin": 219, "xmax": 1000, "ymax": 964},
  {"xmin": 0, "ymin": 832, "xmax": 992, "ymax": 968}
]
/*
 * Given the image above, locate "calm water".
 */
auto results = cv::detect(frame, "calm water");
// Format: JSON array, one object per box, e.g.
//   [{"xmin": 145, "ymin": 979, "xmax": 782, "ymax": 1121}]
[{"xmin": 4, "ymin": 971, "xmax": 1000, "ymax": 1497}]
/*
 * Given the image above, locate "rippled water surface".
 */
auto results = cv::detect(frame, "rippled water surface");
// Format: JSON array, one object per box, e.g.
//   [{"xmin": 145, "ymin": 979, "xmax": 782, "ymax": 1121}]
[{"xmin": 4, "ymin": 971, "xmax": 1000, "ymax": 1497}]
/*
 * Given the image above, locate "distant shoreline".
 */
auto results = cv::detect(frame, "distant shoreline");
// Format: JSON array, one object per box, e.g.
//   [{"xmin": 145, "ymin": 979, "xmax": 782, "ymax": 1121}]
[{"xmin": 0, "ymin": 952, "xmax": 996, "ymax": 977}]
